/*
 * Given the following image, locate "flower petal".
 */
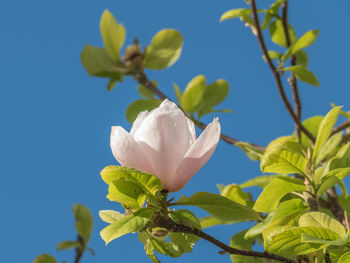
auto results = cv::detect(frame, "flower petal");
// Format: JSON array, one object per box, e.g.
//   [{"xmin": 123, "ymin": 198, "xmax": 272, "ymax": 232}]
[
  {"xmin": 133, "ymin": 99, "xmax": 193, "ymax": 188},
  {"xmin": 130, "ymin": 110, "xmax": 150, "ymax": 137},
  {"xmin": 169, "ymin": 118, "xmax": 221, "ymax": 192},
  {"xmin": 110, "ymin": 126, "xmax": 154, "ymax": 174}
]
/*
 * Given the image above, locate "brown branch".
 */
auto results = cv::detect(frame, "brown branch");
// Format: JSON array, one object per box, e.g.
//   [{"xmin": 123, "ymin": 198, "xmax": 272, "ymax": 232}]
[
  {"xmin": 281, "ymin": 0, "xmax": 302, "ymax": 141},
  {"xmin": 250, "ymin": 0, "xmax": 315, "ymax": 143},
  {"xmin": 74, "ymin": 235, "xmax": 84, "ymax": 263},
  {"xmin": 135, "ymin": 72, "xmax": 266, "ymax": 151},
  {"xmin": 331, "ymin": 120, "xmax": 350, "ymax": 136},
  {"xmin": 155, "ymin": 216, "xmax": 295, "ymax": 263}
]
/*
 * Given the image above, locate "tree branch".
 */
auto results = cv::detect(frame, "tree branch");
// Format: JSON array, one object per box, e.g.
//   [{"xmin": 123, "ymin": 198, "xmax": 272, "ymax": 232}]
[
  {"xmin": 281, "ymin": 0, "xmax": 302, "ymax": 141},
  {"xmin": 74, "ymin": 235, "xmax": 84, "ymax": 263},
  {"xmin": 155, "ymin": 216, "xmax": 295, "ymax": 263},
  {"xmin": 250, "ymin": 0, "xmax": 315, "ymax": 143},
  {"xmin": 331, "ymin": 120, "xmax": 350, "ymax": 136},
  {"xmin": 135, "ymin": 72, "xmax": 266, "ymax": 151}
]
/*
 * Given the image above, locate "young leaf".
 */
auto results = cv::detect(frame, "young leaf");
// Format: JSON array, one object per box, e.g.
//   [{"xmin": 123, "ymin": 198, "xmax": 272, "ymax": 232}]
[
  {"xmin": 181, "ymin": 75, "xmax": 206, "ymax": 112},
  {"xmin": 80, "ymin": 45, "xmax": 126, "ymax": 77},
  {"xmin": 269, "ymin": 19, "xmax": 297, "ymax": 48},
  {"xmin": 317, "ymin": 168, "xmax": 350, "ymax": 194},
  {"xmin": 126, "ymin": 99, "xmax": 162, "ymax": 123},
  {"xmin": 99, "ymin": 210, "xmax": 125, "ymax": 224},
  {"xmin": 143, "ymin": 29, "xmax": 183, "ymax": 70},
  {"xmin": 230, "ymin": 230, "xmax": 264, "ymax": 263},
  {"xmin": 199, "ymin": 216, "xmax": 237, "ymax": 229},
  {"xmin": 33, "ymin": 254, "xmax": 57, "ymax": 263},
  {"xmin": 101, "ymin": 166, "xmax": 163, "ymax": 195},
  {"xmin": 149, "ymin": 236, "xmax": 183, "ymax": 257},
  {"xmin": 298, "ymin": 212, "xmax": 346, "ymax": 237},
  {"xmin": 173, "ymin": 83, "xmax": 183, "ymax": 105},
  {"xmin": 338, "ymin": 251, "xmax": 350, "ymax": 263},
  {"xmin": 235, "ymin": 142, "xmax": 264, "ymax": 161},
  {"xmin": 265, "ymin": 226, "xmax": 333, "ymax": 257},
  {"xmin": 218, "ymin": 184, "xmax": 252, "ymax": 206},
  {"xmin": 220, "ymin": 9, "xmax": 252, "ymax": 22},
  {"xmin": 73, "ymin": 204, "xmax": 93, "ymax": 244},
  {"xmin": 177, "ymin": 192, "xmax": 261, "ymax": 222},
  {"xmin": 285, "ymin": 30, "xmax": 319, "ymax": 60},
  {"xmin": 101, "ymin": 208, "xmax": 154, "ymax": 245},
  {"xmin": 196, "ymin": 79, "xmax": 229, "ymax": 117},
  {"xmin": 295, "ymin": 50, "xmax": 309, "ymax": 67},
  {"xmin": 169, "ymin": 209, "xmax": 201, "ymax": 253},
  {"xmin": 315, "ymin": 131, "xmax": 342, "ymax": 166},
  {"xmin": 253, "ymin": 177, "xmax": 306, "ymax": 213},
  {"xmin": 244, "ymin": 212, "xmax": 274, "ymax": 239},
  {"xmin": 313, "ymin": 106, "xmax": 341, "ymax": 161},
  {"xmin": 240, "ymin": 174, "xmax": 285, "ymax": 189},
  {"xmin": 57, "ymin": 241, "xmax": 80, "ymax": 251},
  {"xmin": 327, "ymin": 143, "xmax": 350, "ymax": 171},
  {"xmin": 100, "ymin": 10, "xmax": 126, "ymax": 61},
  {"xmin": 283, "ymin": 65, "xmax": 320, "ymax": 86},
  {"xmin": 298, "ymin": 116, "xmax": 323, "ymax": 147}
]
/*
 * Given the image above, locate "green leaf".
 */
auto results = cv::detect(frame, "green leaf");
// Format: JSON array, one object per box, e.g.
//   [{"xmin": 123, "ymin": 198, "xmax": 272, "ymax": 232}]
[
  {"xmin": 315, "ymin": 132, "xmax": 342, "ymax": 166},
  {"xmin": 126, "ymin": 99, "xmax": 162, "ymax": 123},
  {"xmin": 253, "ymin": 177, "xmax": 306, "ymax": 212},
  {"xmin": 299, "ymin": 116, "xmax": 323, "ymax": 147},
  {"xmin": 301, "ymin": 233, "xmax": 348, "ymax": 246},
  {"xmin": 263, "ymin": 199, "xmax": 307, "ymax": 238},
  {"xmin": 230, "ymin": 230, "xmax": 264, "ymax": 263},
  {"xmin": 269, "ymin": 19, "xmax": 297, "ymax": 48},
  {"xmin": 220, "ymin": 9, "xmax": 252, "ymax": 22},
  {"xmin": 99, "ymin": 210, "xmax": 125, "ymax": 223},
  {"xmin": 57, "ymin": 241, "xmax": 80, "ymax": 251},
  {"xmin": 218, "ymin": 184, "xmax": 252, "ymax": 207},
  {"xmin": 265, "ymin": 226, "xmax": 334, "ymax": 257},
  {"xmin": 235, "ymin": 142, "xmax": 264, "ymax": 161},
  {"xmin": 317, "ymin": 168, "xmax": 350, "ymax": 195},
  {"xmin": 107, "ymin": 77, "xmax": 119, "ymax": 91},
  {"xmin": 283, "ymin": 65, "xmax": 320, "ymax": 86},
  {"xmin": 149, "ymin": 236, "xmax": 182, "ymax": 257},
  {"xmin": 173, "ymin": 83, "xmax": 183, "ymax": 105},
  {"xmin": 244, "ymin": 212, "xmax": 274, "ymax": 239},
  {"xmin": 107, "ymin": 179, "xmax": 146, "ymax": 209},
  {"xmin": 265, "ymin": 50, "xmax": 283, "ymax": 61},
  {"xmin": 196, "ymin": 79, "xmax": 229, "ymax": 118},
  {"xmin": 138, "ymin": 82, "xmax": 156, "ymax": 98},
  {"xmin": 313, "ymin": 106, "xmax": 342, "ymax": 161},
  {"xmin": 295, "ymin": 50, "xmax": 308, "ymax": 67},
  {"xmin": 144, "ymin": 29, "xmax": 183, "ymax": 70},
  {"xmin": 101, "ymin": 166, "xmax": 163, "ymax": 195},
  {"xmin": 177, "ymin": 192, "xmax": 261, "ymax": 222},
  {"xmin": 240, "ymin": 174, "xmax": 285, "ymax": 189},
  {"xmin": 285, "ymin": 30, "xmax": 319, "ymax": 60},
  {"xmin": 101, "ymin": 208, "xmax": 154, "ymax": 245},
  {"xmin": 181, "ymin": 75, "xmax": 206, "ymax": 113},
  {"xmin": 100, "ymin": 10, "xmax": 126, "ymax": 61},
  {"xmin": 199, "ymin": 216, "xmax": 237, "ymax": 229},
  {"xmin": 169, "ymin": 210, "xmax": 201, "ymax": 253},
  {"xmin": 33, "ymin": 254, "xmax": 57, "ymax": 263},
  {"xmin": 298, "ymin": 212, "xmax": 346, "ymax": 237},
  {"xmin": 338, "ymin": 251, "xmax": 350, "ymax": 263},
  {"xmin": 73, "ymin": 204, "xmax": 93, "ymax": 244},
  {"xmin": 327, "ymin": 143, "xmax": 350, "ymax": 171},
  {"xmin": 80, "ymin": 45, "xmax": 126, "ymax": 77}
]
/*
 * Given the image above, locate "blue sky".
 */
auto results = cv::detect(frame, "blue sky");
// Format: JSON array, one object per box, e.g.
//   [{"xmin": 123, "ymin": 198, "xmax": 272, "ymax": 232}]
[{"xmin": 1, "ymin": 0, "xmax": 350, "ymax": 262}]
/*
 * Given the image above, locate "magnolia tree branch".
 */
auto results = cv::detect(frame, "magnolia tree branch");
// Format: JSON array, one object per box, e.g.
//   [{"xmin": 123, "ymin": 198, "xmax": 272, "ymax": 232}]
[
  {"xmin": 331, "ymin": 120, "xmax": 350, "ymax": 136},
  {"xmin": 135, "ymin": 72, "xmax": 266, "ymax": 151},
  {"xmin": 250, "ymin": 0, "xmax": 315, "ymax": 143},
  {"xmin": 154, "ymin": 215, "xmax": 295, "ymax": 263},
  {"xmin": 281, "ymin": 0, "xmax": 302, "ymax": 141},
  {"xmin": 74, "ymin": 235, "xmax": 84, "ymax": 263}
]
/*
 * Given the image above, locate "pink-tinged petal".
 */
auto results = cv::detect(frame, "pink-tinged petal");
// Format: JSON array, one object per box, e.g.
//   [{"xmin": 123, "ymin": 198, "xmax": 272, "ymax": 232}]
[
  {"xmin": 110, "ymin": 126, "xmax": 154, "ymax": 174},
  {"xmin": 169, "ymin": 118, "xmax": 221, "ymax": 192},
  {"xmin": 133, "ymin": 99, "xmax": 193, "ymax": 187},
  {"xmin": 130, "ymin": 110, "xmax": 150, "ymax": 137},
  {"xmin": 186, "ymin": 116, "xmax": 196, "ymax": 144}
]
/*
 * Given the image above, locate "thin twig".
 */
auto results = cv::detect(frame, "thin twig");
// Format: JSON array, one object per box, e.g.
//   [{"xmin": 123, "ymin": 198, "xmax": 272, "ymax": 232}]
[
  {"xmin": 324, "ymin": 252, "xmax": 332, "ymax": 263},
  {"xmin": 281, "ymin": 0, "xmax": 302, "ymax": 141},
  {"xmin": 331, "ymin": 120, "xmax": 350, "ymax": 136},
  {"xmin": 155, "ymin": 216, "xmax": 295, "ymax": 263},
  {"xmin": 135, "ymin": 72, "xmax": 266, "ymax": 151},
  {"xmin": 250, "ymin": 0, "xmax": 315, "ymax": 143},
  {"xmin": 74, "ymin": 235, "xmax": 84, "ymax": 263}
]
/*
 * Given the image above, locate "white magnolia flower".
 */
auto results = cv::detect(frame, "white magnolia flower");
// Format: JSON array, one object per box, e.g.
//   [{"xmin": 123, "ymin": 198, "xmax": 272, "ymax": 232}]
[{"xmin": 110, "ymin": 99, "xmax": 221, "ymax": 192}]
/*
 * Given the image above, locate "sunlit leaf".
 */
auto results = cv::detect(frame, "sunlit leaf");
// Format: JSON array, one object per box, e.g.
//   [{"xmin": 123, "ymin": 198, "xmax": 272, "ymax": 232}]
[
  {"xmin": 126, "ymin": 99, "xmax": 162, "ymax": 123},
  {"xmin": 57, "ymin": 241, "xmax": 80, "ymax": 251},
  {"xmin": 33, "ymin": 254, "xmax": 57, "ymax": 263},
  {"xmin": 283, "ymin": 65, "xmax": 320, "ymax": 87},
  {"xmin": 269, "ymin": 19, "xmax": 296, "ymax": 48},
  {"xmin": 144, "ymin": 29, "xmax": 183, "ymax": 70},
  {"xmin": 285, "ymin": 30, "xmax": 319, "ymax": 60},
  {"xmin": 181, "ymin": 75, "xmax": 206, "ymax": 113},
  {"xmin": 73, "ymin": 204, "xmax": 93, "ymax": 244},
  {"xmin": 99, "ymin": 210, "xmax": 125, "ymax": 224}
]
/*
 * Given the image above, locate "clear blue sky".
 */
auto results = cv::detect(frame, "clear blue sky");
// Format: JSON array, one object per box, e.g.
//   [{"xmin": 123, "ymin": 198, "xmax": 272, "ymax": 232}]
[{"xmin": 1, "ymin": 0, "xmax": 350, "ymax": 262}]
